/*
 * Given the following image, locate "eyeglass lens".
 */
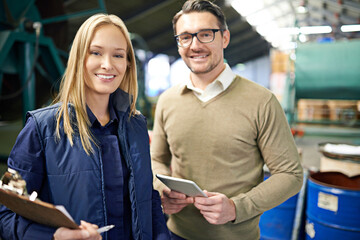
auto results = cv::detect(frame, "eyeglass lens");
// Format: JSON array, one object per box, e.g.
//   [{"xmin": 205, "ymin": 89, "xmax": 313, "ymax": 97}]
[{"xmin": 177, "ymin": 29, "xmax": 216, "ymax": 47}]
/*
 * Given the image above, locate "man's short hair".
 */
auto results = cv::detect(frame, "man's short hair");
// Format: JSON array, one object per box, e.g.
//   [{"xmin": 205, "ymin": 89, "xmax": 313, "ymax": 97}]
[{"xmin": 172, "ymin": 0, "xmax": 228, "ymax": 35}]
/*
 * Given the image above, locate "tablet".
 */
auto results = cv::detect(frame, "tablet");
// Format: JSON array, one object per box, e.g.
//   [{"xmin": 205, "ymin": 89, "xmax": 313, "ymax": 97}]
[{"xmin": 156, "ymin": 174, "xmax": 207, "ymax": 197}]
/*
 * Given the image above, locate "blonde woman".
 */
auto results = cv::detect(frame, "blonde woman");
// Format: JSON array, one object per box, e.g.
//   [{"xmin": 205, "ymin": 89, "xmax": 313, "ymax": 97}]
[{"xmin": 0, "ymin": 14, "xmax": 169, "ymax": 240}]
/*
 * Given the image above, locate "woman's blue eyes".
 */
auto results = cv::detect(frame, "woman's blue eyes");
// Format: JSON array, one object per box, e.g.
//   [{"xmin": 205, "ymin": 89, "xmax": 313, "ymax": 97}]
[
  {"xmin": 90, "ymin": 51, "xmax": 100, "ymax": 56},
  {"xmin": 90, "ymin": 51, "xmax": 124, "ymax": 58}
]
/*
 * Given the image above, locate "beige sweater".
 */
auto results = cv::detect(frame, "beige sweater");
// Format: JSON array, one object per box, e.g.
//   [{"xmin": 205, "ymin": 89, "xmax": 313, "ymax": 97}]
[{"xmin": 151, "ymin": 76, "xmax": 303, "ymax": 240}]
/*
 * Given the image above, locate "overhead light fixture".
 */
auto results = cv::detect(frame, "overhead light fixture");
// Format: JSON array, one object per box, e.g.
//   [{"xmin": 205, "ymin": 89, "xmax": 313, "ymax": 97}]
[
  {"xmin": 279, "ymin": 27, "xmax": 300, "ymax": 35},
  {"xmin": 230, "ymin": 0, "xmax": 262, "ymax": 17},
  {"xmin": 276, "ymin": 26, "xmax": 333, "ymax": 36},
  {"xmin": 299, "ymin": 26, "xmax": 332, "ymax": 34},
  {"xmin": 299, "ymin": 34, "xmax": 307, "ymax": 43},
  {"xmin": 229, "ymin": 0, "xmax": 332, "ymax": 50},
  {"xmin": 341, "ymin": 24, "xmax": 360, "ymax": 32},
  {"xmin": 296, "ymin": 6, "xmax": 308, "ymax": 14},
  {"xmin": 246, "ymin": 10, "xmax": 272, "ymax": 26}
]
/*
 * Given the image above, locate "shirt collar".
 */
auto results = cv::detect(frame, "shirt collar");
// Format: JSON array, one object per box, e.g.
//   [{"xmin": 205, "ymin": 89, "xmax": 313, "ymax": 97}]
[
  {"xmin": 185, "ymin": 63, "xmax": 235, "ymax": 92},
  {"xmin": 87, "ymin": 99, "xmax": 118, "ymax": 128},
  {"xmin": 87, "ymin": 106, "xmax": 97, "ymax": 126},
  {"xmin": 219, "ymin": 63, "xmax": 236, "ymax": 91}
]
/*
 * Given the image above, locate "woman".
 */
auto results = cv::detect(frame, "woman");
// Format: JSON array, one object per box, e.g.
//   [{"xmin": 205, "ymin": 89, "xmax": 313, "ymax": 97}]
[{"xmin": 0, "ymin": 14, "xmax": 169, "ymax": 240}]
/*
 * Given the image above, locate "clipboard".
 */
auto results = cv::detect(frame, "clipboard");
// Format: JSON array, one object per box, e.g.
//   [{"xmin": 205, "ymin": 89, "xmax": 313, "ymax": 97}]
[
  {"xmin": 0, "ymin": 188, "xmax": 79, "ymax": 229},
  {"xmin": 0, "ymin": 169, "xmax": 79, "ymax": 230}
]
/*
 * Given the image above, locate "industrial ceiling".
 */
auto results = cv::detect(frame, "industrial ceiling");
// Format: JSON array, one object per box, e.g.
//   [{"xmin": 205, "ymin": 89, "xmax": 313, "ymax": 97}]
[
  {"xmin": 60, "ymin": 0, "xmax": 270, "ymax": 66},
  {"xmin": 60, "ymin": 0, "xmax": 360, "ymax": 66},
  {"xmin": 0, "ymin": 0, "xmax": 360, "ymax": 132},
  {"xmin": 1, "ymin": 0, "xmax": 360, "ymax": 121}
]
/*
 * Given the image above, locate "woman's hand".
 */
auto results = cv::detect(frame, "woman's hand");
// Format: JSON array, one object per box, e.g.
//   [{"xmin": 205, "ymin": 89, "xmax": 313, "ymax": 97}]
[{"xmin": 53, "ymin": 220, "xmax": 101, "ymax": 240}]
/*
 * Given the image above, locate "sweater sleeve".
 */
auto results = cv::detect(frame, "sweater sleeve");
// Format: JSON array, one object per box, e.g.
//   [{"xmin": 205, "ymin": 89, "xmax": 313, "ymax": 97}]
[
  {"xmin": 231, "ymin": 95, "xmax": 303, "ymax": 224},
  {"xmin": 151, "ymin": 94, "xmax": 172, "ymax": 193},
  {"xmin": 0, "ymin": 117, "xmax": 56, "ymax": 239}
]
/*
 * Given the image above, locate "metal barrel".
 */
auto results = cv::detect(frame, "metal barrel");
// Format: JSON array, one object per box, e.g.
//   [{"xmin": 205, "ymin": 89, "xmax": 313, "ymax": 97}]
[
  {"xmin": 259, "ymin": 173, "xmax": 299, "ymax": 240},
  {"xmin": 305, "ymin": 172, "xmax": 360, "ymax": 239}
]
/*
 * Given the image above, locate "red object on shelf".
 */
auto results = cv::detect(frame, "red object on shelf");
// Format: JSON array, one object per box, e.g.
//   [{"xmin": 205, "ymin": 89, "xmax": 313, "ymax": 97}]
[{"xmin": 291, "ymin": 128, "xmax": 304, "ymax": 137}]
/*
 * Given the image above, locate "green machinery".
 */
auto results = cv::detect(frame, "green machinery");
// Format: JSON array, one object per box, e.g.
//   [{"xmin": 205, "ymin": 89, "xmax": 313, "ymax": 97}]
[
  {"xmin": 0, "ymin": 0, "xmax": 152, "ymax": 162},
  {"xmin": 0, "ymin": 0, "xmax": 107, "ymax": 121},
  {"xmin": 0, "ymin": 0, "xmax": 106, "ymax": 161},
  {"xmin": 283, "ymin": 39, "xmax": 360, "ymax": 136}
]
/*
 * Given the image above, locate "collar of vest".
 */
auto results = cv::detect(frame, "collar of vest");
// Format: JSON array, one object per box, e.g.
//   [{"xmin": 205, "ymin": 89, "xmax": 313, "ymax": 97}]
[{"xmin": 111, "ymin": 88, "xmax": 131, "ymax": 112}]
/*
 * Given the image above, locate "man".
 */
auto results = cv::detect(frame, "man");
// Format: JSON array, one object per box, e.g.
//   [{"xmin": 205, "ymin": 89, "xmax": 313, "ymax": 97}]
[{"xmin": 151, "ymin": 1, "xmax": 303, "ymax": 239}]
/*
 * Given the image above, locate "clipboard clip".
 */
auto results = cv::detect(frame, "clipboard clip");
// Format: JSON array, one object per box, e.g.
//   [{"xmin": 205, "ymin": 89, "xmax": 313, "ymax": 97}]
[{"xmin": 0, "ymin": 168, "xmax": 28, "ymax": 196}]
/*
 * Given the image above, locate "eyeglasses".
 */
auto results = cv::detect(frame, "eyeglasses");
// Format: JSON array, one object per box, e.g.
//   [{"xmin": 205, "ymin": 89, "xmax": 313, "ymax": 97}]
[{"xmin": 175, "ymin": 29, "xmax": 225, "ymax": 48}]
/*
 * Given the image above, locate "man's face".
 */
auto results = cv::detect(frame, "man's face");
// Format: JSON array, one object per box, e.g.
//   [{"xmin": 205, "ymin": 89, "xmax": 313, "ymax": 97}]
[{"xmin": 176, "ymin": 12, "xmax": 230, "ymax": 77}]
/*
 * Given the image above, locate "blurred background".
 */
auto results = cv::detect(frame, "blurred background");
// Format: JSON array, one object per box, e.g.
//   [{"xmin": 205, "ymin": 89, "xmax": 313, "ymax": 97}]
[{"xmin": 0, "ymin": 1, "xmax": 360, "ymax": 239}]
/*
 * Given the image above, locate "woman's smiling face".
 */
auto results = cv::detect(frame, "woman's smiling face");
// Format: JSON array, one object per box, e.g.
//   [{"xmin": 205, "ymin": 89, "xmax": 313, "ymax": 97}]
[{"xmin": 84, "ymin": 24, "xmax": 128, "ymax": 99}]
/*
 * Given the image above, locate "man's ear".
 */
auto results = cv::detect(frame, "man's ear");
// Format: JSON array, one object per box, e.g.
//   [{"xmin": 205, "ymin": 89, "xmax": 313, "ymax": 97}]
[{"xmin": 223, "ymin": 30, "xmax": 230, "ymax": 49}]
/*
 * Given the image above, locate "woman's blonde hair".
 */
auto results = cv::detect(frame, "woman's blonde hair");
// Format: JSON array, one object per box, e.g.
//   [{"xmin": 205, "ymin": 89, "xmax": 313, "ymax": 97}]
[{"xmin": 54, "ymin": 13, "xmax": 138, "ymax": 155}]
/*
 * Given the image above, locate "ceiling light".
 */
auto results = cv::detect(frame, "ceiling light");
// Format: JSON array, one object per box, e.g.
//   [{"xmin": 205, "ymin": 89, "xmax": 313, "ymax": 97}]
[
  {"xmin": 341, "ymin": 24, "xmax": 360, "ymax": 32},
  {"xmin": 299, "ymin": 34, "xmax": 307, "ymax": 43},
  {"xmin": 300, "ymin": 26, "xmax": 332, "ymax": 34},
  {"xmin": 280, "ymin": 42, "xmax": 297, "ymax": 50},
  {"xmin": 278, "ymin": 27, "xmax": 300, "ymax": 35},
  {"xmin": 256, "ymin": 21, "xmax": 278, "ymax": 36},
  {"xmin": 296, "ymin": 6, "xmax": 308, "ymax": 14},
  {"xmin": 246, "ymin": 9, "xmax": 272, "ymax": 26},
  {"xmin": 230, "ymin": 0, "xmax": 263, "ymax": 17}
]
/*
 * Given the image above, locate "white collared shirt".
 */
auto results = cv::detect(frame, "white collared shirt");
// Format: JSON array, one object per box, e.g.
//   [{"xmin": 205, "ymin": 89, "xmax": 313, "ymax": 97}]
[{"xmin": 185, "ymin": 64, "xmax": 236, "ymax": 102}]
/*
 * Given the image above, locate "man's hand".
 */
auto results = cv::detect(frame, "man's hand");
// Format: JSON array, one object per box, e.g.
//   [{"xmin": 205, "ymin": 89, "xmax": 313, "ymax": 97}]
[
  {"xmin": 161, "ymin": 187, "xmax": 194, "ymax": 214},
  {"xmin": 53, "ymin": 220, "xmax": 101, "ymax": 240},
  {"xmin": 194, "ymin": 191, "xmax": 236, "ymax": 225}
]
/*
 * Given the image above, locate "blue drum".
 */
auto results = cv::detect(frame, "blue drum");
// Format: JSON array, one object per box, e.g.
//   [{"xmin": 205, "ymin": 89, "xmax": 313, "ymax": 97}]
[
  {"xmin": 260, "ymin": 173, "xmax": 299, "ymax": 240},
  {"xmin": 306, "ymin": 172, "xmax": 360, "ymax": 240}
]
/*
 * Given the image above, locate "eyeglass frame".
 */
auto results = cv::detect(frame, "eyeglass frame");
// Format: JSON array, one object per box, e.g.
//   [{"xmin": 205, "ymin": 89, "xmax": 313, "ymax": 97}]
[{"xmin": 174, "ymin": 29, "xmax": 225, "ymax": 47}]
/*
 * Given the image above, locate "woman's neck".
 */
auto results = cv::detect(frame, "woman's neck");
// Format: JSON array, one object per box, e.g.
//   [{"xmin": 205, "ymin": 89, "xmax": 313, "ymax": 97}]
[{"xmin": 86, "ymin": 94, "xmax": 110, "ymax": 126}]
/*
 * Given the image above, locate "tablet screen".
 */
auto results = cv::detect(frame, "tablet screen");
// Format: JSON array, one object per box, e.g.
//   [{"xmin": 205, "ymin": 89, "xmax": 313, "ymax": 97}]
[{"xmin": 156, "ymin": 174, "xmax": 207, "ymax": 197}]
